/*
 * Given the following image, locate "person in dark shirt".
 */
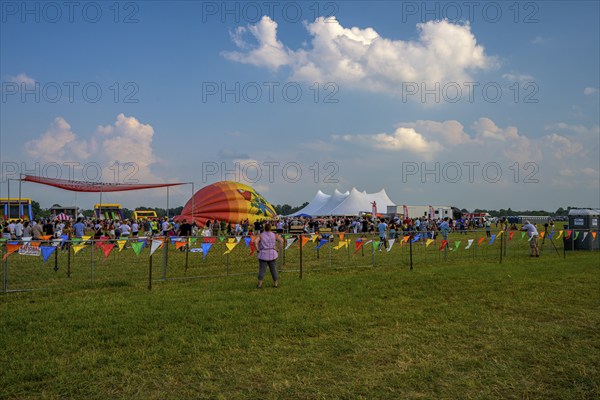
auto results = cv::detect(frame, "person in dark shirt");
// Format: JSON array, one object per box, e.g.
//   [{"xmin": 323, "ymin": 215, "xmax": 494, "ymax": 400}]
[
  {"xmin": 178, "ymin": 220, "xmax": 192, "ymax": 237},
  {"xmin": 43, "ymin": 219, "xmax": 54, "ymax": 236}
]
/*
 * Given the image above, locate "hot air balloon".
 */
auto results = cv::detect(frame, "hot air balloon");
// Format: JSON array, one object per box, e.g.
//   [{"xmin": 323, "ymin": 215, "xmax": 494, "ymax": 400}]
[{"xmin": 175, "ymin": 181, "xmax": 277, "ymax": 226}]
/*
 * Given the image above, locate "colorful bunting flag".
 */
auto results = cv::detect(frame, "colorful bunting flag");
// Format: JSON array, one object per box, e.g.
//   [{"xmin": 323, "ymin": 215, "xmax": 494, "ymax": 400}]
[
  {"xmin": 41, "ymin": 235, "xmax": 52, "ymax": 241},
  {"xmin": 175, "ymin": 241, "xmax": 188, "ymax": 250},
  {"xmin": 573, "ymin": 231, "xmax": 579, "ymax": 240},
  {"xmin": 117, "ymin": 239, "xmax": 127, "ymax": 252},
  {"xmin": 402, "ymin": 235, "xmax": 410, "ymax": 244},
  {"xmin": 41, "ymin": 245, "xmax": 56, "ymax": 262},
  {"xmin": 539, "ymin": 231, "xmax": 545, "ymax": 238},
  {"xmin": 248, "ymin": 242, "xmax": 256, "ymax": 256},
  {"xmin": 82, "ymin": 235, "xmax": 91, "ymax": 243},
  {"xmin": 22, "ymin": 237, "xmax": 32, "ymax": 243},
  {"xmin": 218, "ymin": 234, "xmax": 225, "ymax": 242},
  {"xmin": 582, "ymin": 232, "xmax": 588, "ymax": 241},
  {"xmin": 244, "ymin": 237, "xmax": 252, "ymax": 247},
  {"xmin": 565, "ymin": 230, "xmax": 572, "ymax": 239},
  {"xmin": 227, "ymin": 238, "xmax": 236, "ymax": 244},
  {"xmin": 310, "ymin": 234, "xmax": 317, "ymax": 243},
  {"xmin": 477, "ymin": 237, "xmax": 486, "ymax": 245},
  {"xmin": 496, "ymin": 231, "xmax": 503, "ymax": 237},
  {"xmin": 301, "ymin": 236, "xmax": 310, "ymax": 248},
  {"xmin": 548, "ymin": 230, "xmax": 555, "ymax": 239},
  {"xmin": 52, "ymin": 239, "xmax": 62, "ymax": 247},
  {"xmin": 439, "ymin": 240, "xmax": 448, "ymax": 250},
  {"xmin": 204, "ymin": 237, "xmax": 217, "ymax": 244},
  {"xmin": 71, "ymin": 237, "xmax": 82, "ymax": 245},
  {"xmin": 339, "ymin": 232, "xmax": 345, "ymax": 241},
  {"xmin": 509, "ymin": 232, "xmax": 514, "ymax": 241},
  {"xmin": 453, "ymin": 241, "xmax": 461, "ymax": 252},
  {"xmin": 150, "ymin": 240, "xmax": 163, "ymax": 256},
  {"xmin": 592, "ymin": 232, "xmax": 597, "ymax": 240},
  {"xmin": 224, "ymin": 242, "xmax": 237, "ymax": 254},
  {"xmin": 29, "ymin": 241, "xmax": 41, "ymax": 247},
  {"xmin": 101, "ymin": 243, "xmax": 115, "ymax": 258},
  {"xmin": 235, "ymin": 236, "xmax": 242, "ymax": 243},
  {"xmin": 372, "ymin": 240, "xmax": 380, "ymax": 250},
  {"xmin": 285, "ymin": 237, "xmax": 296, "ymax": 250},
  {"xmin": 489, "ymin": 234, "xmax": 497, "ymax": 245},
  {"xmin": 386, "ymin": 239, "xmax": 396, "ymax": 252},
  {"xmin": 315, "ymin": 238, "xmax": 328, "ymax": 251},
  {"xmin": 520, "ymin": 232, "xmax": 526, "ymax": 240},
  {"xmin": 465, "ymin": 239, "xmax": 474, "ymax": 250},
  {"xmin": 354, "ymin": 239, "xmax": 364, "ymax": 253},
  {"xmin": 201, "ymin": 243, "xmax": 213, "ymax": 259},
  {"xmin": 411, "ymin": 234, "xmax": 421, "ymax": 243},
  {"xmin": 131, "ymin": 241, "xmax": 144, "ymax": 256},
  {"xmin": 425, "ymin": 238, "xmax": 434, "ymax": 247},
  {"xmin": 188, "ymin": 237, "xmax": 198, "ymax": 245},
  {"xmin": 72, "ymin": 244, "xmax": 86, "ymax": 254},
  {"xmin": 333, "ymin": 239, "xmax": 349, "ymax": 250},
  {"xmin": 3, "ymin": 244, "xmax": 21, "ymax": 260}
]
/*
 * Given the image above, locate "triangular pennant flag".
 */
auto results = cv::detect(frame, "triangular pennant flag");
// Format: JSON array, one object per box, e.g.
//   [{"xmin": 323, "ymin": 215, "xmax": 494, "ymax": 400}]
[
  {"xmin": 41, "ymin": 245, "xmax": 56, "ymax": 262},
  {"xmin": 248, "ymin": 242, "xmax": 256, "ymax": 256},
  {"xmin": 315, "ymin": 238, "xmax": 328, "ymax": 251},
  {"xmin": 22, "ymin": 237, "xmax": 32, "ymax": 243},
  {"xmin": 489, "ymin": 234, "xmax": 496, "ymax": 245},
  {"xmin": 201, "ymin": 243, "xmax": 213, "ymax": 259},
  {"xmin": 425, "ymin": 238, "xmax": 434, "ymax": 247},
  {"xmin": 402, "ymin": 235, "xmax": 410, "ymax": 243},
  {"xmin": 218, "ymin": 234, "xmax": 225, "ymax": 242},
  {"xmin": 386, "ymin": 239, "xmax": 396, "ymax": 252},
  {"xmin": 285, "ymin": 237, "xmax": 296, "ymax": 250},
  {"xmin": 188, "ymin": 237, "xmax": 198, "ymax": 245},
  {"xmin": 592, "ymin": 232, "xmax": 597, "ymax": 240},
  {"xmin": 310, "ymin": 234, "xmax": 318, "ymax": 242},
  {"xmin": 519, "ymin": 232, "xmax": 525, "ymax": 240},
  {"xmin": 565, "ymin": 230, "xmax": 572, "ymax": 239},
  {"xmin": 3, "ymin": 244, "xmax": 21, "ymax": 260},
  {"xmin": 228, "ymin": 238, "xmax": 236, "ymax": 244},
  {"xmin": 204, "ymin": 237, "xmax": 217, "ymax": 244},
  {"xmin": 170, "ymin": 236, "xmax": 179, "ymax": 245},
  {"xmin": 439, "ymin": 240, "xmax": 448, "ymax": 250},
  {"xmin": 477, "ymin": 237, "xmax": 486, "ymax": 245},
  {"xmin": 496, "ymin": 230, "xmax": 503, "ymax": 237},
  {"xmin": 582, "ymin": 232, "xmax": 589, "ymax": 241},
  {"xmin": 539, "ymin": 231, "xmax": 545, "ymax": 238},
  {"xmin": 60, "ymin": 234, "xmax": 69, "ymax": 244},
  {"xmin": 548, "ymin": 230, "xmax": 555, "ymax": 239},
  {"xmin": 573, "ymin": 231, "xmax": 580, "ymax": 240},
  {"xmin": 364, "ymin": 240, "xmax": 373, "ymax": 246},
  {"xmin": 453, "ymin": 241, "xmax": 461, "ymax": 252},
  {"xmin": 334, "ymin": 239, "xmax": 350, "ymax": 250},
  {"xmin": 283, "ymin": 234, "xmax": 290, "ymax": 240},
  {"xmin": 235, "ymin": 236, "xmax": 242, "ymax": 243},
  {"xmin": 101, "ymin": 243, "xmax": 115, "ymax": 258},
  {"xmin": 465, "ymin": 239, "xmax": 474, "ymax": 250},
  {"xmin": 301, "ymin": 236, "xmax": 310, "ymax": 247},
  {"xmin": 244, "ymin": 237, "xmax": 252, "ymax": 247},
  {"xmin": 354, "ymin": 239, "xmax": 364, "ymax": 253},
  {"xmin": 29, "ymin": 241, "xmax": 41, "ymax": 247},
  {"xmin": 411, "ymin": 234, "xmax": 421, "ymax": 243},
  {"xmin": 82, "ymin": 235, "xmax": 91, "ymax": 243},
  {"xmin": 116, "ymin": 239, "xmax": 127, "ymax": 252},
  {"xmin": 509, "ymin": 232, "xmax": 514, "ymax": 241},
  {"xmin": 224, "ymin": 242, "xmax": 237, "ymax": 254},
  {"xmin": 150, "ymin": 239, "xmax": 163, "ymax": 256},
  {"xmin": 52, "ymin": 239, "xmax": 62, "ymax": 247},
  {"xmin": 175, "ymin": 241, "xmax": 188, "ymax": 250},
  {"xmin": 372, "ymin": 240, "xmax": 380, "ymax": 250},
  {"xmin": 72, "ymin": 244, "xmax": 86, "ymax": 254},
  {"xmin": 71, "ymin": 237, "xmax": 82, "ymax": 245},
  {"xmin": 131, "ymin": 241, "xmax": 144, "ymax": 256},
  {"xmin": 339, "ymin": 232, "xmax": 345, "ymax": 241},
  {"xmin": 41, "ymin": 235, "xmax": 52, "ymax": 241}
]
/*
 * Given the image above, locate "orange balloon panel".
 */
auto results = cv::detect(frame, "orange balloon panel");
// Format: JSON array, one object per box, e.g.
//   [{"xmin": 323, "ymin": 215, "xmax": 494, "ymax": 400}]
[{"xmin": 175, "ymin": 181, "xmax": 276, "ymax": 227}]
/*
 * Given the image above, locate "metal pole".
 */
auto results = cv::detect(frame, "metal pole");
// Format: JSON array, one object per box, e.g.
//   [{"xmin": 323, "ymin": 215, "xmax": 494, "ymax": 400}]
[
  {"xmin": 90, "ymin": 238, "xmax": 94, "ymax": 287},
  {"xmin": 299, "ymin": 234, "xmax": 303, "ymax": 279},
  {"xmin": 162, "ymin": 238, "xmax": 167, "ymax": 280},
  {"xmin": 191, "ymin": 182, "xmax": 195, "ymax": 225},
  {"xmin": 499, "ymin": 230, "xmax": 503, "ymax": 264},
  {"xmin": 166, "ymin": 187, "xmax": 169, "ymax": 219},
  {"xmin": 185, "ymin": 242, "xmax": 189, "ymax": 273},
  {"xmin": 18, "ymin": 176, "xmax": 22, "ymax": 220},
  {"xmin": 409, "ymin": 234, "xmax": 413, "ymax": 271},
  {"xmin": 67, "ymin": 243, "xmax": 71, "ymax": 278},
  {"xmin": 7, "ymin": 179, "xmax": 11, "ymax": 220},
  {"xmin": 148, "ymin": 252, "xmax": 153, "ymax": 290},
  {"xmin": 371, "ymin": 234, "xmax": 375, "ymax": 267}
]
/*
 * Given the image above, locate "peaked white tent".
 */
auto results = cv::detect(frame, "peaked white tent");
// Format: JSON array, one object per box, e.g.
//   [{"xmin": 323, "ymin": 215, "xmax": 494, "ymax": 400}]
[
  {"xmin": 288, "ymin": 190, "xmax": 331, "ymax": 217},
  {"xmin": 288, "ymin": 188, "xmax": 396, "ymax": 217}
]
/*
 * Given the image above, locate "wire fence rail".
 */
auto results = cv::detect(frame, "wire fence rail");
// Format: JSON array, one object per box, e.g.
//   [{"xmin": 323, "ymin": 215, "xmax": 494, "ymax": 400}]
[{"xmin": 0, "ymin": 228, "xmax": 590, "ymax": 293}]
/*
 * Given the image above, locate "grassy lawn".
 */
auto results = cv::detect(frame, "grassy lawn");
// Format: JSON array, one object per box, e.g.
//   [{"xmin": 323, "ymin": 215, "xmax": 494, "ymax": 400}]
[{"xmin": 1, "ymin": 251, "xmax": 599, "ymax": 399}]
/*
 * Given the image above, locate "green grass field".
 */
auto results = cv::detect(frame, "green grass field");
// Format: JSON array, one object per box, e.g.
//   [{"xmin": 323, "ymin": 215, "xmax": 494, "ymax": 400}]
[{"xmin": 1, "ymin": 236, "xmax": 599, "ymax": 399}]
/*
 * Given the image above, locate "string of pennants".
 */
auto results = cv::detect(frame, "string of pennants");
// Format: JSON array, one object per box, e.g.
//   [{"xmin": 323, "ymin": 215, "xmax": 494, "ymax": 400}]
[{"xmin": 1, "ymin": 229, "xmax": 598, "ymax": 262}]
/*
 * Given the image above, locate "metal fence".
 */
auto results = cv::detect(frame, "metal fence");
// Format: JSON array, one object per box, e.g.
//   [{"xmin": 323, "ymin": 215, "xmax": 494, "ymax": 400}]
[{"xmin": 0, "ymin": 228, "xmax": 589, "ymax": 293}]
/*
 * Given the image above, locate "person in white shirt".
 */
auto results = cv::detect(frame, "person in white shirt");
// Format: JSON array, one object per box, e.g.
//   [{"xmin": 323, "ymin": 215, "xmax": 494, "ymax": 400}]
[
  {"xmin": 521, "ymin": 221, "xmax": 539, "ymax": 257},
  {"xmin": 131, "ymin": 221, "xmax": 139, "ymax": 237},
  {"xmin": 120, "ymin": 222, "xmax": 131, "ymax": 237}
]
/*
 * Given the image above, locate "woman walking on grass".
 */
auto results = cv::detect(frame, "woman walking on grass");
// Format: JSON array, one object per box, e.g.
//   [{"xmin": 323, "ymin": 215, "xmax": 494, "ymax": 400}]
[{"xmin": 254, "ymin": 223, "xmax": 284, "ymax": 289}]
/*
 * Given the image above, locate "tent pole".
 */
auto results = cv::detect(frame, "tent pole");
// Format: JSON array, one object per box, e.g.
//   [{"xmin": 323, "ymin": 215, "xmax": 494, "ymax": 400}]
[
  {"xmin": 191, "ymin": 182, "xmax": 194, "ymax": 225},
  {"xmin": 7, "ymin": 179, "xmax": 11, "ymax": 220},
  {"xmin": 18, "ymin": 175, "xmax": 22, "ymax": 220},
  {"xmin": 166, "ymin": 187, "xmax": 169, "ymax": 220}
]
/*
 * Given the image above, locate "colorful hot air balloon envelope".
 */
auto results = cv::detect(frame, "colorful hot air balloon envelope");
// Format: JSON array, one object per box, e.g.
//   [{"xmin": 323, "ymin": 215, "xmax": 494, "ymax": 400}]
[{"xmin": 176, "ymin": 181, "xmax": 277, "ymax": 227}]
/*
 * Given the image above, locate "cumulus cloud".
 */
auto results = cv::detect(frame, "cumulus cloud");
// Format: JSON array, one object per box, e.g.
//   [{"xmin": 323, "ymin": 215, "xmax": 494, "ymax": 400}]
[
  {"xmin": 502, "ymin": 72, "xmax": 534, "ymax": 83},
  {"xmin": 223, "ymin": 16, "xmax": 495, "ymax": 95},
  {"xmin": 584, "ymin": 87, "xmax": 599, "ymax": 95},
  {"xmin": 24, "ymin": 114, "xmax": 160, "ymax": 181},
  {"xmin": 397, "ymin": 120, "xmax": 471, "ymax": 145},
  {"xmin": 472, "ymin": 117, "xmax": 542, "ymax": 163}
]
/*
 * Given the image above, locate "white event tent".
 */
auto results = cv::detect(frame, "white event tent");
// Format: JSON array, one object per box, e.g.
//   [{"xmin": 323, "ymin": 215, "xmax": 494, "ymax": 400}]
[{"xmin": 288, "ymin": 188, "xmax": 396, "ymax": 217}]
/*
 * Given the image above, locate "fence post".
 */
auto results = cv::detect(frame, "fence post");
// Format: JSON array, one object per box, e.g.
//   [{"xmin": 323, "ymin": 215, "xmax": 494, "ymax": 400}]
[
  {"xmin": 90, "ymin": 239, "xmax": 94, "ymax": 287},
  {"xmin": 67, "ymin": 244, "xmax": 71, "ymax": 278},
  {"xmin": 499, "ymin": 230, "xmax": 503, "ymax": 264},
  {"xmin": 371, "ymin": 234, "xmax": 375, "ymax": 267},
  {"xmin": 299, "ymin": 234, "xmax": 303, "ymax": 279},
  {"xmin": 2, "ymin": 243, "xmax": 7, "ymax": 293},
  {"xmin": 162, "ymin": 238, "xmax": 168, "ymax": 280},
  {"xmin": 148, "ymin": 252, "xmax": 153, "ymax": 290},
  {"xmin": 409, "ymin": 234, "xmax": 413, "ymax": 271}
]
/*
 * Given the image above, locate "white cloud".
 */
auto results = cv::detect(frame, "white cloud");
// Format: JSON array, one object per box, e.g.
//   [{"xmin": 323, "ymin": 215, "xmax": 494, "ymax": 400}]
[
  {"xmin": 502, "ymin": 73, "xmax": 534, "ymax": 83},
  {"xmin": 584, "ymin": 87, "xmax": 599, "ymax": 95},
  {"xmin": 397, "ymin": 120, "xmax": 471, "ymax": 145},
  {"xmin": 223, "ymin": 16, "xmax": 495, "ymax": 96},
  {"xmin": 24, "ymin": 114, "xmax": 160, "ymax": 181},
  {"xmin": 472, "ymin": 117, "xmax": 541, "ymax": 163},
  {"xmin": 7, "ymin": 73, "xmax": 35, "ymax": 87},
  {"xmin": 338, "ymin": 126, "xmax": 443, "ymax": 157},
  {"xmin": 544, "ymin": 133, "xmax": 585, "ymax": 160}
]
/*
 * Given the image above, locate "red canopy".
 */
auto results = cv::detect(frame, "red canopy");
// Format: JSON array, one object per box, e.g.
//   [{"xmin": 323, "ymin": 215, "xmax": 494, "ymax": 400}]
[{"xmin": 22, "ymin": 175, "xmax": 185, "ymax": 193}]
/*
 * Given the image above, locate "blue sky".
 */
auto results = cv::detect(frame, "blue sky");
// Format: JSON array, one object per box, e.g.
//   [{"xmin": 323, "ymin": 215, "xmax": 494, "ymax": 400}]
[{"xmin": 1, "ymin": 1, "xmax": 599, "ymax": 211}]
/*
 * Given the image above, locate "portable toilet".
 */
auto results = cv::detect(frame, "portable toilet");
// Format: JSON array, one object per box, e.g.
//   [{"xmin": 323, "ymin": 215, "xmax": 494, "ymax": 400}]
[{"xmin": 565, "ymin": 209, "xmax": 600, "ymax": 250}]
